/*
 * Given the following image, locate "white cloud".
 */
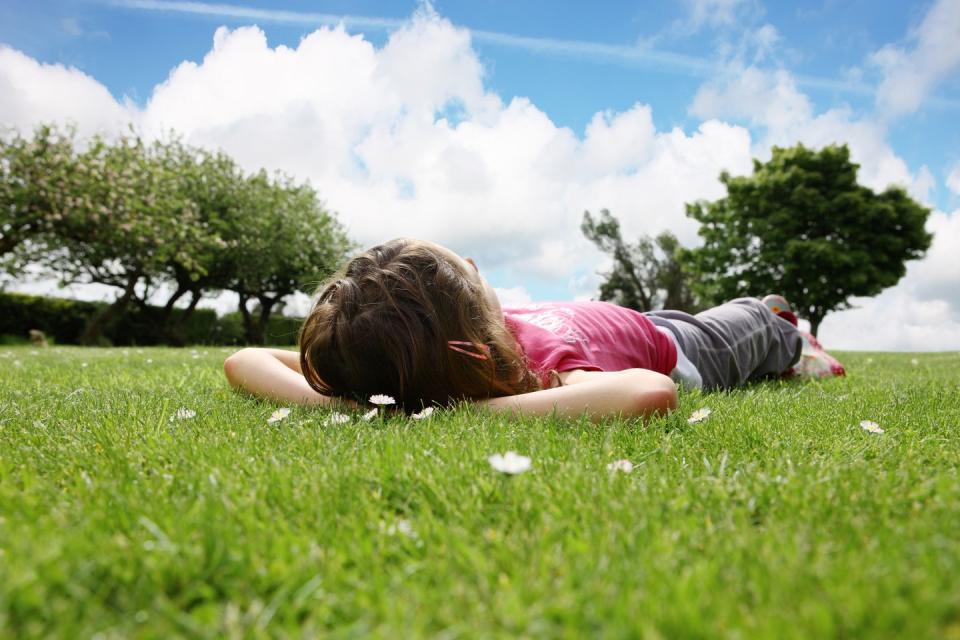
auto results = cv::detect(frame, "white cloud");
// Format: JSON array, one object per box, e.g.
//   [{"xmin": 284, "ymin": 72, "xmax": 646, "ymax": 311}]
[
  {"xmin": 689, "ymin": 64, "xmax": 930, "ymax": 197},
  {"xmin": 1, "ymin": 15, "xmax": 751, "ymax": 311},
  {"xmin": 2, "ymin": 9, "xmax": 957, "ymax": 350},
  {"xmin": 677, "ymin": 0, "xmax": 754, "ymax": 33},
  {"xmin": 912, "ymin": 165, "xmax": 935, "ymax": 203},
  {"xmin": 947, "ymin": 164, "xmax": 960, "ymax": 195},
  {"xmin": 0, "ymin": 46, "xmax": 134, "ymax": 137},
  {"xmin": 690, "ymin": 66, "xmax": 813, "ymax": 132},
  {"xmin": 819, "ymin": 209, "xmax": 960, "ymax": 351},
  {"xmin": 871, "ymin": 0, "xmax": 960, "ymax": 119},
  {"xmin": 493, "ymin": 286, "xmax": 533, "ymax": 307}
]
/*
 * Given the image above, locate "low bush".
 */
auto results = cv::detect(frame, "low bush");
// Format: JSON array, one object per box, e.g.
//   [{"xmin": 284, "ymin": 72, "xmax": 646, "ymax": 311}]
[{"xmin": 0, "ymin": 292, "xmax": 301, "ymax": 345}]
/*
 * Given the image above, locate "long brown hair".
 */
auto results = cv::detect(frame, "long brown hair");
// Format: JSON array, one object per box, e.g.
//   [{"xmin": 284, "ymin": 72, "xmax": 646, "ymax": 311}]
[{"xmin": 298, "ymin": 238, "xmax": 540, "ymax": 410}]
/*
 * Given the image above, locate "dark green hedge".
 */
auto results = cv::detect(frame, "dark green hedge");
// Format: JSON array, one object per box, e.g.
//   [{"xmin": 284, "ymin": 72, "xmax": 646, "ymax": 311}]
[{"xmin": 0, "ymin": 292, "xmax": 302, "ymax": 346}]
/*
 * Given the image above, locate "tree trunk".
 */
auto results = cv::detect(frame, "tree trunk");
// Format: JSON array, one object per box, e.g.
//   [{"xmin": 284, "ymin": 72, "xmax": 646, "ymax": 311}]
[
  {"xmin": 809, "ymin": 314, "xmax": 823, "ymax": 339},
  {"xmin": 616, "ymin": 247, "xmax": 652, "ymax": 311},
  {"xmin": 254, "ymin": 296, "xmax": 278, "ymax": 345},
  {"xmin": 160, "ymin": 285, "xmax": 188, "ymax": 324},
  {"xmin": 237, "ymin": 292, "xmax": 260, "ymax": 345},
  {"xmin": 81, "ymin": 272, "xmax": 139, "ymax": 345},
  {"xmin": 0, "ymin": 236, "xmax": 19, "ymax": 255},
  {"xmin": 158, "ymin": 284, "xmax": 188, "ymax": 345},
  {"xmin": 165, "ymin": 288, "xmax": 203, "ymax": 346}
]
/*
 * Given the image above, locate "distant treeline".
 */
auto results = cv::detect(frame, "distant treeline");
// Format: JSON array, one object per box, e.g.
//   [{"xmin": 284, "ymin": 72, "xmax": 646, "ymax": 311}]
[{"xmin": 0, "ymin": 292, "xmax": 301, "ymax": 346}]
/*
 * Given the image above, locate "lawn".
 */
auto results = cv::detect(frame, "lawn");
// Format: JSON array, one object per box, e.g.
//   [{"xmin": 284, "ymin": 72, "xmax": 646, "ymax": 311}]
[{"xmin": 2, "ymin": 346, "xmax": 959, "ymax": 638}]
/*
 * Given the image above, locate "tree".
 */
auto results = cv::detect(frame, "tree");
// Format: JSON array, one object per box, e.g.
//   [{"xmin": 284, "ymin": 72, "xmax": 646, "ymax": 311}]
[
  {"xmin": 152, "ymin": 141, "xmax": 246, "ymax": 344},
  {"xmin": 0, "ymin": 126, "xmax": 78, "ymax": 273},
  {"xmin": 221, "ymin": 171, "xmax": 353, "ymax": 344},
  {"xmin": 4, "ymin": 124, "xmax": 353, "ymax": 345},
  {"xmin": 581, "ymin": 209, "xmax": 699, "ymax": 312},
  {"xmin": 684, "ymin": 144, "xmax": 932, "ymax": 336}
]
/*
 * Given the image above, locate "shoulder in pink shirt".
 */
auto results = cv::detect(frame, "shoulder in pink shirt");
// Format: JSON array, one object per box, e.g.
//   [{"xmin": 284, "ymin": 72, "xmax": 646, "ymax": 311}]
[{"xmin": 502, "ymin": 301, "xmax": 678, "ymax": 386}]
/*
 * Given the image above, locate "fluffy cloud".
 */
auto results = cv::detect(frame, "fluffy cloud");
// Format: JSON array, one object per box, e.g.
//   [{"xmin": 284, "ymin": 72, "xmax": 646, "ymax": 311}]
[
  {"xmin": 0, "ymin": 46, "xmax": 134, "ymax": 137},
  {"xmin": 947, "ymin": 164, "xmax": 960, "ymax": 195},
  {"xmin": 2, "ymin": 14, "xmax": 755, "ymax": 289},
  {"xmin": 871, "ymin": 0, "xmax": 960, "ymax": 119},
  {"xmin": 1, "ymin": 9, "xmax": 957, "ymax": 351},
  {"xmin": 689, "ymin": 65, "xmax": 930, "ymax": 197},
  {"xmin": 676, "ymin": 0, "xmax": 755, "ymax": 33},
  {"xmin": 819, "ymin": 209, "xmax": 960, "ymax": 350}
]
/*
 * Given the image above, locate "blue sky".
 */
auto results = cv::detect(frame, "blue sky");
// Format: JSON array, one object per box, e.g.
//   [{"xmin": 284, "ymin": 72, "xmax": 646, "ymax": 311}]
[
  {"xmin": 2, "ymin": 0, "xmax": 959, "ymax": 210},
  {"xmin": 2, "ymin": 0, "xmax": 960, "ymax": 350}
]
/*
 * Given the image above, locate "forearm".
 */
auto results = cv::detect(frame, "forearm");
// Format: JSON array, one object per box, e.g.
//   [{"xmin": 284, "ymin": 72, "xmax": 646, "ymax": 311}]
[
  {"xmin": 223, "ymin": 347, "xmax": 333, "ymax": 407},
  {"xmin": 481, "ymin": 368, "xmax": 677, "ymax": 422}
]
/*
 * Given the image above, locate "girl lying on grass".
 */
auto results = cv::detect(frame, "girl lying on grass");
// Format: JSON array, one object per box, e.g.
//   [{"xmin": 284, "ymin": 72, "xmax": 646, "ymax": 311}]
[{"xmin": 224, "ymin": 238, "xmax": 803, "ymax": 422}]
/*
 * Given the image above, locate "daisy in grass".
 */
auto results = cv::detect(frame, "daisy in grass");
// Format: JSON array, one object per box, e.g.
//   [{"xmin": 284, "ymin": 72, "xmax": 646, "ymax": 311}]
[
  {"xmin": 412, "ymin": 407, "xmax": 434, "ymax": 420},
  {"xmin": 170, "ymin": 407, "xmax": 196, "ymax": 422},
  {"xmin": 324, "ymin": 412, "xmax": 351, "ymax": 426},
  {"xmin": 488, "ymin": 451, "xmax": 532, "ymax": 475},
  {"xmin": 361, "ymin": 408, "xmax": 379, "ymax": 421},
  {"xmin": 380, "ymin": 518, "xmax": 418, "ymax": 539},
  {"xmin": 860, "ymin": 420, "xmax": 884, "ymax": 434},
  {"xmin": 369, "ymin": 394, "xmax": 396, "ymax": 406},
  {"xmin": 267, "ymin": 408, "xmax": 291, "ymax": 424},
  {"xmin": 688, "ymin": 407, "xmax": 712, "ymax": 424},
  {"xmin": 607, "ymin": 459, "xmax": 634, "ymax": 473}
]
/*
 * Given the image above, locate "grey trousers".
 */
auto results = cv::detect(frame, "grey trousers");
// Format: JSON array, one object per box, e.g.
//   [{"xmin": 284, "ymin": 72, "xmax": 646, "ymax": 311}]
[{"xmin": 645, "ymin": 298, "xmax": 802, "ymax": 391}]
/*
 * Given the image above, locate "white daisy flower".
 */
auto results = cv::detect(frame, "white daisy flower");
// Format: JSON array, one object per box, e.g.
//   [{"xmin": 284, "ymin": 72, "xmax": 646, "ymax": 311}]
[
  {"xmin": 412, "ymin": 407, "xmax": 435, "ymax": 420},
  {"xmin": 81, "ymin": 362, "xmax": 88, "ymax": 368},
  {"xmin": 910, "ymin": 358, "xmax": 919, "ymax": 366},
  {"xmin": 395, "ymin": 518, "xmax": 417, "ymax": 538},
  {"xmin": 688, "ymin": 407, "xmax": 712, "ymax": 424},
  {"xmin": 607, "ymin": 459, "xmax": 634, "ymax": 473},
  {"xmin": 324, "ymin": 412, "xmax": 351, "ymax": 426},
  {"xmin": 488, "ymin": 451, "xmax": 532, "ymax": 475},
  {"xmin": 267, "ymin": 408, "xmax": 291, "ymax": 424},
  {"xmin": 380, "ymin": 518, "xmax": 418, "ymax": 539},
  {"xmin": 170, "ymin": 407, "xmax": 196, "ymax": 422},
  {"xmin": 860, "ymin": 420, "xmax": 884, "ymax": 434},
  {"xmin": 146, "ymin": 358, "xmax": 154, "ymax": 364},
  {"xmin": 369, "ymin": 394, "xmax": 396, "ymax": 406},
  {"xmin": 361, "ymin": 408, "xmax": 379, "ymax": 421}
]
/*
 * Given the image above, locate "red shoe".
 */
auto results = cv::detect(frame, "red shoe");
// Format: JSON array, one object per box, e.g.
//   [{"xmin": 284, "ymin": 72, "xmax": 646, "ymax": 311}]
[
  {"xmin": 762, "ymin": 294, "xmax": 798, "ymax": 327},
  {"xmin": 785, "ymin": 331, "xmax": 846, "ymax": 378}
]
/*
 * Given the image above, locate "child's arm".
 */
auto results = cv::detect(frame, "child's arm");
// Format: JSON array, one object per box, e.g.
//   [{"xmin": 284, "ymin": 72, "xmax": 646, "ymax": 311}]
[
  {"xmin": 223, "ymin": 347, "xmax": 349, "ymax": 407},
  {"xmin": 481, "ymin": 368, "xmax": 677, "ymax": 422}
]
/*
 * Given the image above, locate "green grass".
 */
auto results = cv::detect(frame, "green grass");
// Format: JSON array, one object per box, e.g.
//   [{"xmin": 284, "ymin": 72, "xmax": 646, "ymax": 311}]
[{"xmin": 2, "ymin": 346, "xmax": 959, "ymax": 638}]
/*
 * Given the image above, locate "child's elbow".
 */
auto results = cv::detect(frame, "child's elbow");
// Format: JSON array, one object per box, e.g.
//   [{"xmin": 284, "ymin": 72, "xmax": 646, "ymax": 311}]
[
  {"xmin": 223, "ymin": 348, "xmax": 249, "ymax": 387},
  {"xmin": 629, "ymin": 371, "xmax": 678, "ymax": 419}
]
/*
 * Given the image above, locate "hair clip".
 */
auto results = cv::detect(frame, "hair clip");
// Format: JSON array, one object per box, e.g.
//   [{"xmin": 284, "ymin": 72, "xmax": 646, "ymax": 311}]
[{"xmin": 447, "ymin": 340, "xmax": 490, "ymax": 360}]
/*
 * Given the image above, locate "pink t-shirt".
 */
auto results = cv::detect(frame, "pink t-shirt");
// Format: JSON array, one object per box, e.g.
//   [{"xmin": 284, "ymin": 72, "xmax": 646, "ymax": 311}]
[{"xmin": 503, "ymin": 301, "xmax": 678, "ymax": 386}]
